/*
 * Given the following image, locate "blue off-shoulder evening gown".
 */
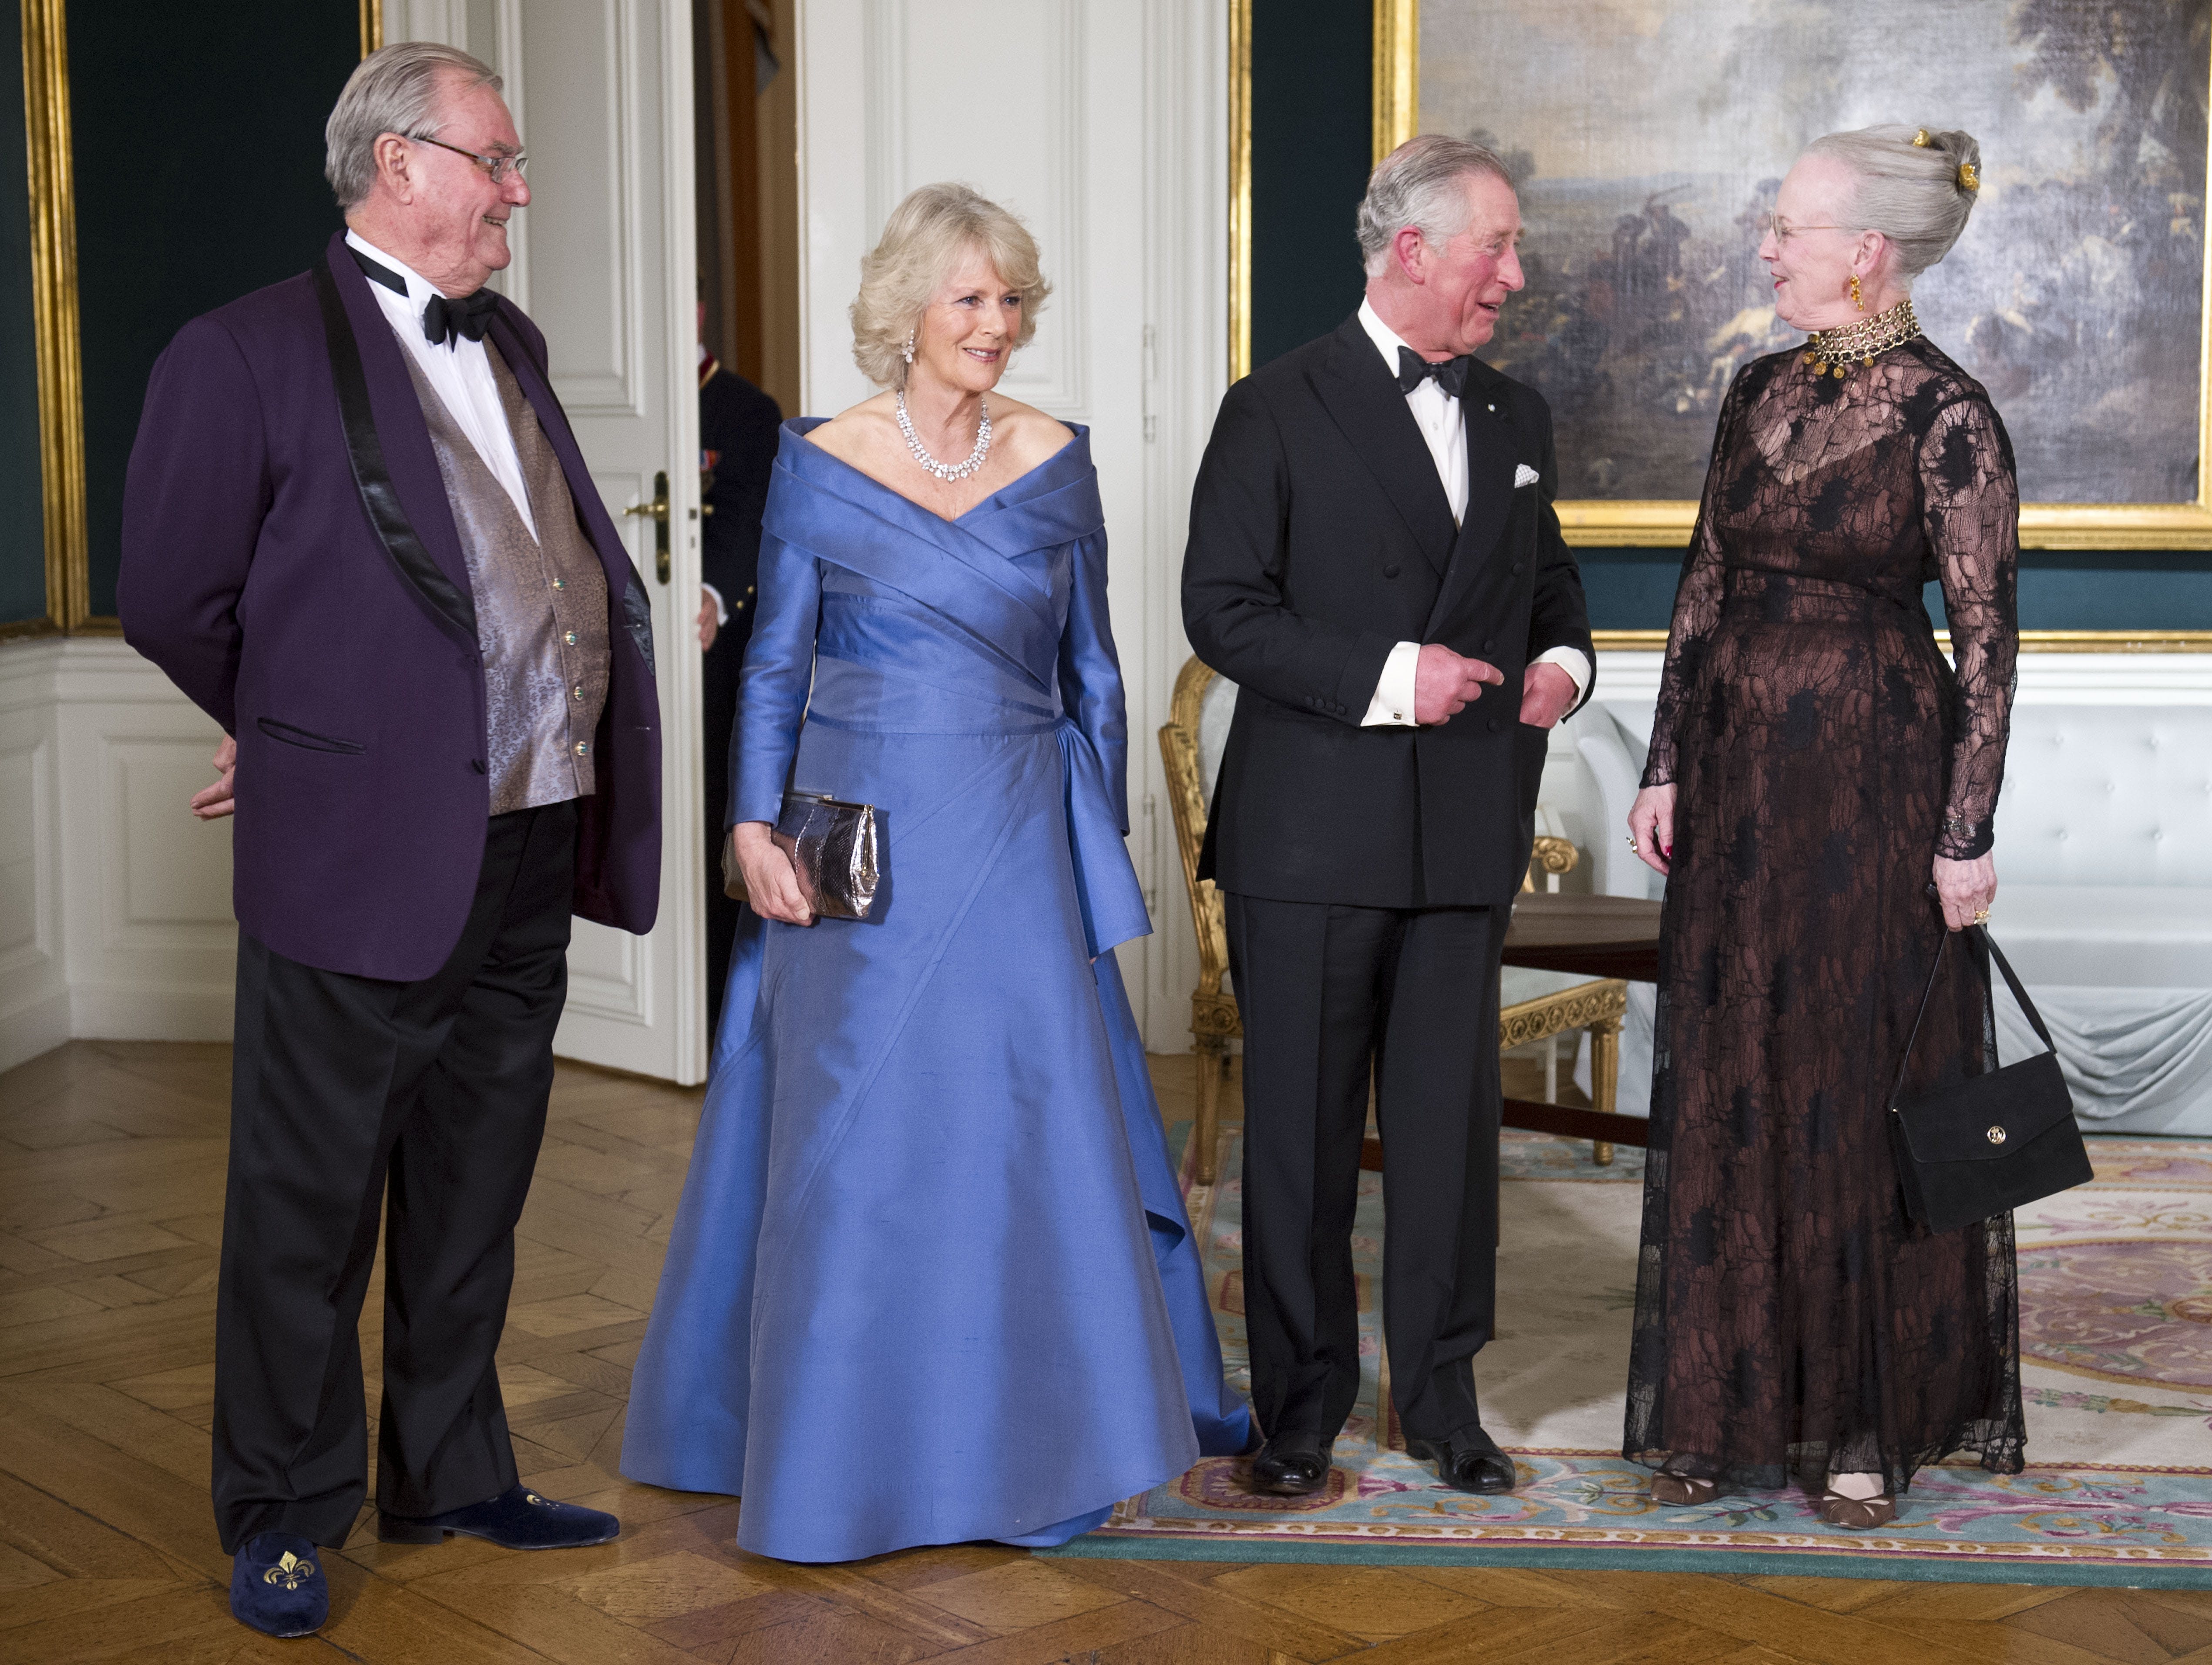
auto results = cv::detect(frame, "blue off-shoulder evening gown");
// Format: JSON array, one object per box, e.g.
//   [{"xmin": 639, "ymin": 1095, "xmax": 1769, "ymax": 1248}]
[{"xmin": 621, "ymin": 420, "xmax": 1249, "ymax": 1561}]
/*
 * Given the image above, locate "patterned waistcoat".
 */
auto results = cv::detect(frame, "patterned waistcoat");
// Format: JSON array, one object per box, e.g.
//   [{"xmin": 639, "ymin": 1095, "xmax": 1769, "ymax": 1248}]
[{"xmin": 401, "ymin": 346, "xmax": 612, "ymax": 815}]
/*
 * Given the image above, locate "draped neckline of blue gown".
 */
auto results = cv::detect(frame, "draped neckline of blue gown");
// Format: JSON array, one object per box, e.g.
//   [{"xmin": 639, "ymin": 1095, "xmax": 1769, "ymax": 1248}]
[{"xmin": 783, "ymin": 413, "xmax": 1089, "ymax": 538}]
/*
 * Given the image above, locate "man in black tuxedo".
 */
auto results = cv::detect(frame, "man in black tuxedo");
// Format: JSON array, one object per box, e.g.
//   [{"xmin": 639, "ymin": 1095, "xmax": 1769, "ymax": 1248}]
[{"xmin": 1182, "ymin": 135, "xmax": 1592, "ymax": 1497}]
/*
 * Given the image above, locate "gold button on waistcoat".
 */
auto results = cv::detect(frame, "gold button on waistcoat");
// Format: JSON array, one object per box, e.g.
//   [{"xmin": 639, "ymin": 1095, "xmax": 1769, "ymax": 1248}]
[
  {"xmin": 574, "ymin": 740, "xmax": 589, "ymax": 756},
  {"xmin": 572, "ymin": 684, "xmax": 584, "ymax": 700},
  {"xmin": 564, "ymin": 631, "xmax": 577, "ymax": 646},
  {"xmin": 551, "ymin": 578, "xmax": 565, "ymax": 590}
]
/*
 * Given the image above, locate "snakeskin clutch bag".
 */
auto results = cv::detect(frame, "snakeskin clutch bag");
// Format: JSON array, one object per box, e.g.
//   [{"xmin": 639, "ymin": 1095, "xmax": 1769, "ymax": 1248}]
[{"xmin": 723, "ymin": 791, "xmax": 881, "ymax": 921}]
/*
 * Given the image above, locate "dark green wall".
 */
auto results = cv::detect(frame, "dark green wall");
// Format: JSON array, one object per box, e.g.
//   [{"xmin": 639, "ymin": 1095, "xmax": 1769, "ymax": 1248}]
[
  {"xmin": 2, "ymin": 0, "xmax": 50, "ymax": 628},
  {"xmin": 1246, "ymin": 6, "xmax": 2212, "ymax": 632},
  {"xmin": 1249, "ymin": 0, "xmax": 1371, "ymax": 370},
  {"xmin": 1580, "ymin": 552, "xmax": 2212, "ymax": 632},
  {"xmin": 67, "ymin": 0, "xmax": 358, "ymax": 619}
]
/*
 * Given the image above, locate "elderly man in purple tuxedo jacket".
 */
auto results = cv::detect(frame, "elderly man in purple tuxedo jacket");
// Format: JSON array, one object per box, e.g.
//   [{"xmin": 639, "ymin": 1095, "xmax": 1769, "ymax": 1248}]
[{"xmin": 118, "ymin": 42, "xmax": 660, "ymax": 1640}]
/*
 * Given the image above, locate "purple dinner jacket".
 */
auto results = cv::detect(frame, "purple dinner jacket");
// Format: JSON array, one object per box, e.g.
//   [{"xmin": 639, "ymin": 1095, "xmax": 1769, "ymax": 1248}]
[{"xmin": 119, "ymin": 233, "xmax": 661, "ymax": 982}]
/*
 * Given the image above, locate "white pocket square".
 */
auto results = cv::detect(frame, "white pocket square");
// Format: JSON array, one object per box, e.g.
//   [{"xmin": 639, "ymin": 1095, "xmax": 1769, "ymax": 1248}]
[{"xmin": 1513, "ymin": 464, "xmax": 1540, "ymax": 489}]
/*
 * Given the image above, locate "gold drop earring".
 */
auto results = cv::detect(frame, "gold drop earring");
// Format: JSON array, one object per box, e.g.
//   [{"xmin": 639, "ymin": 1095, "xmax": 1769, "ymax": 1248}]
[{"xmin": 1850, "ymin": 273, "xmax": 1864, "ymax": 312}]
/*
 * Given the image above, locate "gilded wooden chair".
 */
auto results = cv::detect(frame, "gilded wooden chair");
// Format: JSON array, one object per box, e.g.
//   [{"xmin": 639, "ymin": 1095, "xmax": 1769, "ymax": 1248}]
[{"xmin": 1159, "ymin": 656, "xmax": 1627, "ymax": 1184}]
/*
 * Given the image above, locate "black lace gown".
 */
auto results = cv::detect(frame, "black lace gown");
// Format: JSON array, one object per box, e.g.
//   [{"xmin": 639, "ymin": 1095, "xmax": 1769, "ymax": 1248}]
[{"xmin": 1625, "ymin": 335, "xmax": 2025, "ymax": 1494}]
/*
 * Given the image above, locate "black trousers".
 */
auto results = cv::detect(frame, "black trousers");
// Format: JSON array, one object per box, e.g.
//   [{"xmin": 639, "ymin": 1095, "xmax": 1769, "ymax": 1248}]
[
  {"xmin": 211, "ymin": 801, "xmax": 576, "ymax": 1552},
  {"xmin": 1224, "ymin": 893, "xmax": 1506, "ymax": 1445}
]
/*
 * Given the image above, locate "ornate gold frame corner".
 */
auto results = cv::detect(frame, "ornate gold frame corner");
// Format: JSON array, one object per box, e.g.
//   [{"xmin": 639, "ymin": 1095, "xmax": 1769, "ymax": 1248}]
[{"xmin": 1363, "ymin": 8, "xmax": 2212, "ymax": 642}]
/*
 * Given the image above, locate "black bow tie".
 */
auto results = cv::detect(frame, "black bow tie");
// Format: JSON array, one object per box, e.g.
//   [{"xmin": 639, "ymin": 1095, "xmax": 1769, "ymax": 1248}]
[
  {"xmin": 1396, "ymin": 346, "xmax": 1471, "ymax": 400},
  {"xmin": 347, "ymin": 246, "xmax": 497, "ymax": 348},
  {"xmin": 422, "ymin": 288, "xmax": 498, "ymax": 348}
]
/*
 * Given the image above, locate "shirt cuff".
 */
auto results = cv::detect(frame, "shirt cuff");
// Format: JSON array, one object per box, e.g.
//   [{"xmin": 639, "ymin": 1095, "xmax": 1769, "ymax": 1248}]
[
  {"xmin": 702, "ymin": 582, "xmax": 728, "ymax": 627},
  {"xmin": 1533, "ymin": 645, "xmax": 1590, "ymax": 704},
  {"xmin": 1361, "ymin": 640, "xmax": 1422, "ymax": 727}
]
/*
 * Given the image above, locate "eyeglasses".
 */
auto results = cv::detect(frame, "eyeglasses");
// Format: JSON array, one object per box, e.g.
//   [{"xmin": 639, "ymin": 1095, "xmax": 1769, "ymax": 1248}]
[
  {"xmin": 405, "ymin": 131, "xmax": 529, "ymax": 186},
  {"xmin": 1758, "ymin": 213, "xmax": 1846, "ymax": 246}
]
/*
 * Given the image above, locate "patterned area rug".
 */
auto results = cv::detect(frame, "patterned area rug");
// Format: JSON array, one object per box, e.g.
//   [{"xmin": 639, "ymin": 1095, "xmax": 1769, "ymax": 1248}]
[{"xmin": 1044, "ymin": 1129, "xmax": 2212, "ymax": 1584}]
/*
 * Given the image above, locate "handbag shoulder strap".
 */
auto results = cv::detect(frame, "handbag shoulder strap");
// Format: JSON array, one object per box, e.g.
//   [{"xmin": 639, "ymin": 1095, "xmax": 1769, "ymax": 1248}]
[
  {"xmin": 1889, "ymin": 917, "xmax": 2059, "ymax": 1107},
  {"xmin": 1889, "ymin": 929, "xmax": 1953, "ymax": 1108},
  {"xmin": 1981, "ymin": 927, "xmax": 2059, "ymax": 1055}
]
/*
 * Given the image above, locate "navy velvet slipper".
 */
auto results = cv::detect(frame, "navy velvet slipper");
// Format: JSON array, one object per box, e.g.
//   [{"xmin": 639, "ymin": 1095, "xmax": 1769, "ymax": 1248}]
[
  {"xmin": 377, "ymin": 1484, "xmax": 619, "ymax": 1549},
  {"xmin": 229, "ymin": 1531, "xmax": 329, "ymax": 1638}
]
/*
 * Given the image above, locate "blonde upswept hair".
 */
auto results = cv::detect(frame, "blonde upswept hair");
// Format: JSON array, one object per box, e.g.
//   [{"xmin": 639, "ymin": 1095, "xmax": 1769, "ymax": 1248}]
[{"xmin": 849, "ymin": 184, "xmax": 1051, "ymax": 387}]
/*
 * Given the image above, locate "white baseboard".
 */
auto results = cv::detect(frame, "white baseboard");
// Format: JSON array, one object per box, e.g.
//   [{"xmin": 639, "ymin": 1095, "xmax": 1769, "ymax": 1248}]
[
  {"xmin": 0, "ymin": 987, "xmax": 71, "ymax": 1075},
  {"xmin": 68, "ymin": 982, "xmax": 235, "ymax": 1044}
]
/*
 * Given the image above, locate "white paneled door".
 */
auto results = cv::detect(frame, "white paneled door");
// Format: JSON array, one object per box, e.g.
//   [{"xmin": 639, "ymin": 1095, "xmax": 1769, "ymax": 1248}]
[{"xmin": 439, "ymin": 0, "xmax": 707, "ymax": 1083}]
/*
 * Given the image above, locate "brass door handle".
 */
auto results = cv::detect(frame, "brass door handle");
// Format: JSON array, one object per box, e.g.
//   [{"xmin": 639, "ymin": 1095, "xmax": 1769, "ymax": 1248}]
[{"xmin": 625, "ymin": 469, "xmax": 672, "ymax": 582}]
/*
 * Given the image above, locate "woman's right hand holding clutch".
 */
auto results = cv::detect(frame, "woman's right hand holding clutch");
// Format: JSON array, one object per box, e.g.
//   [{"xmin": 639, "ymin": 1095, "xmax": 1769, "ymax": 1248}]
[
  {"xmin": 733, "ymin": 821, "xmax": 815, "ymax": 926},
  {"xmin": 1628, "ymin": 784, "xmax": 1676, "ymax": 877}
]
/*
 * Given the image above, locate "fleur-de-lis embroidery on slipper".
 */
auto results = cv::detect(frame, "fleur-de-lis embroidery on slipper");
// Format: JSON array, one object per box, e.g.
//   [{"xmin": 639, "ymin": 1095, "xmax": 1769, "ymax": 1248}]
[
  {"xmin": 262, "ymin": 1550, "xmax": 317, "ymax": 1590},
  {"xmin": 524, "ymin": 1492, "xmax": 546, "ymax": 1506}
]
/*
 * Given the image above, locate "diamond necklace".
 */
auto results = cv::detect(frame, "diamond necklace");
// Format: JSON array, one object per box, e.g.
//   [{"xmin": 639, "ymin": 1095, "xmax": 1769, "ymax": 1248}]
[
  {"xmin": 895, "ymin": 388, "xmax": 992, "ymax": 481},
  {"xmin": 1803, "ymin": 297, "xmax": 1922, "ymax": 378}
]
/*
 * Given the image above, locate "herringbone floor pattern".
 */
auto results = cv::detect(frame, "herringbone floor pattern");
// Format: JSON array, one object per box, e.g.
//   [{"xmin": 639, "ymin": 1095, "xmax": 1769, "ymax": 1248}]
[{"xmin": 3, "ymin": 1037, "xmax": 2209, "ymax": 1663}]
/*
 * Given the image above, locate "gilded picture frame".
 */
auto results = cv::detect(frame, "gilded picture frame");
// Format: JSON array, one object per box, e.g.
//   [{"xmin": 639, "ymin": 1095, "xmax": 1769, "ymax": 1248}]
[
  {"xmin": 13, "ymin": 0, "xmax": 87, "ymax": 638},
  {"xmin": 1371, "ymin": 2, "xmax": 2212, "ymax": 558},
  {"xmin": 7, "ymin": 2, "xmax": 382, "ymax": 639}
]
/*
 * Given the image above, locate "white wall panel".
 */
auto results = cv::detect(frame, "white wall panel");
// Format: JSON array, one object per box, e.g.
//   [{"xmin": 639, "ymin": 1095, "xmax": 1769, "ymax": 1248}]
[
  {"xmin": 0, "ymin": 645, "xmax": 66, "ymax": 1073},
  {"xmin": 54, "ymin": 642, "xmax": 234, "ymax": 1043},
  {"xmin": 0, "ymin": 639, "xmax": 235, "ymax": 1070}
]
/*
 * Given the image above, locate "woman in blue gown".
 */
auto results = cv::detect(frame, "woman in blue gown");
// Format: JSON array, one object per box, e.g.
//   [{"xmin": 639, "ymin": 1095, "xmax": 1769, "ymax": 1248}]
[{"xmin": 622, "ymin": 184, "xmax": 1249, "ymax": 1562}]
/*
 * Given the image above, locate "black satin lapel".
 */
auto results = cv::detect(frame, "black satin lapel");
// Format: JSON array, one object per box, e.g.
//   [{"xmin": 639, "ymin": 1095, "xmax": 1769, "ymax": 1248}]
[
  {"xmin": 1420, "ymin": 394, "xmax": 1523, "ymax": 638},
  {"xmin": 313, "ymin": 262, "xmax": 477, "ymax": 645},
  {"xmin": 1311, "ymin": 326, "xmax": 1456, "ymax": 573}
]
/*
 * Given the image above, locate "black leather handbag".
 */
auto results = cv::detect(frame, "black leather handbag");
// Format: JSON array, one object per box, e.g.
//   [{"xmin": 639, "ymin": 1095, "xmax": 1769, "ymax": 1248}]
[{"xmin": 1887, "ymin": 923, "xmax": 2092, "ymax": 1234}]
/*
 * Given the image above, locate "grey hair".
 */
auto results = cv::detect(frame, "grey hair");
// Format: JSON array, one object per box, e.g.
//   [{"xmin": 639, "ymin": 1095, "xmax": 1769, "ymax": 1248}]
[
  {"xmin": 849, "ymin": 184, "xmax": 1049, "ymax": 387},
  {"xmin": 1355, "ymin": 134, "xmax": 1513, "ymax": 276},
  {"xmin": 326, "ymin": 41, "xmax": 503, "ymax": 209},
  {"xmin": 1803, "ymin": 124, "xmax": 1983, "ymax": 281}
]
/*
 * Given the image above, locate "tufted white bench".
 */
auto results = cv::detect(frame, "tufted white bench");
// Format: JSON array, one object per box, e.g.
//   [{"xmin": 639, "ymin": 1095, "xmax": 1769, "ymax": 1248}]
[
  {"xmin": 1564, "ymin": 700, "xmax": 2212, "ymax": 1134},
  {"xmin": 1988, "ymin": 706, "xmax": 2212, "ymax": 986}
]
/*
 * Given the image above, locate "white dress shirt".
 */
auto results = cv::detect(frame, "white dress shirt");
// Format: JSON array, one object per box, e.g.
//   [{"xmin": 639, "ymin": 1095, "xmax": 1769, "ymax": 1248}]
[
  {"xmin": 1354, "ymin": 297, "xmax": 1590, "ymax": 727},
  {"xmin": 344, "ymin": 229, "xmax": 537, "ymax": 540}
]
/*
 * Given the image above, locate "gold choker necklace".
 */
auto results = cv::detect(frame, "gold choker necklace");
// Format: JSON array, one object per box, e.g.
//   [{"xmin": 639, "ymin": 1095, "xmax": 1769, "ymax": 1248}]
[{"xmin": 1803, "ymin": 298, "xmax": 1922, "ymax": 378}]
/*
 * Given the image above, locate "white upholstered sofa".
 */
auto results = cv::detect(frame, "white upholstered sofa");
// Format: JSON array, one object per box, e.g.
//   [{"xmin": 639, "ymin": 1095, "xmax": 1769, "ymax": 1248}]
[{"xmin": 1564, "ymin": 700, "xmax": 2212, "ymax": 1134}]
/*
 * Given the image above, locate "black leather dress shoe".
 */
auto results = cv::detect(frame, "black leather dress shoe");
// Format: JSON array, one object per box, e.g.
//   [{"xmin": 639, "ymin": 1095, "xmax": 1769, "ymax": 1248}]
[
  {"xmin": 378, "ymin": 1484, "xmax": 619, "ymax": 1549},
  {"xmin": 1405, "ymin": 1426, "xmax": 1517, "ymax": 1494},
  {"xmin": 1248, "ymin": 1432, "xmax": 1333, "ymax": 1496}
]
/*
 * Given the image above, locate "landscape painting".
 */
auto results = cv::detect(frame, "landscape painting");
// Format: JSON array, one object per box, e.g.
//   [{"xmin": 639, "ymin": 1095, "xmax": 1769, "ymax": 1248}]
[{"xmin": 1419, "ymin": 0, "xmax": 2211, "ymax": 506}]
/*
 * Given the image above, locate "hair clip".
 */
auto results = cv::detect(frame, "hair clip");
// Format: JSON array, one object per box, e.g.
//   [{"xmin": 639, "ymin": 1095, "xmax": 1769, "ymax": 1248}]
[
  {"xmin": 1957, "ymin": 161, "xmax": 1980, "ymax": 191},
  {"xmin": 1913, "ymin": 128, "xmax": 1932, "ymax": 148}
]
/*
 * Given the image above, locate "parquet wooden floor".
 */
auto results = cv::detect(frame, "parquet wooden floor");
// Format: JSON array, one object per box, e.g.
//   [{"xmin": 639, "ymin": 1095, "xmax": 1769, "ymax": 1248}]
[{"xmin": 3, "ymin": 1037, "xmax": 2209, "ymax": 1663}]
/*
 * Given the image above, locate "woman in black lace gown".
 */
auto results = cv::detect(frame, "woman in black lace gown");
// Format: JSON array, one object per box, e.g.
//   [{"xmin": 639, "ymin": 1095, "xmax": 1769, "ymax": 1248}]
[{"xmin": 1623, "ymin": 125, "xmax": 2023, "ymax": 1529}]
